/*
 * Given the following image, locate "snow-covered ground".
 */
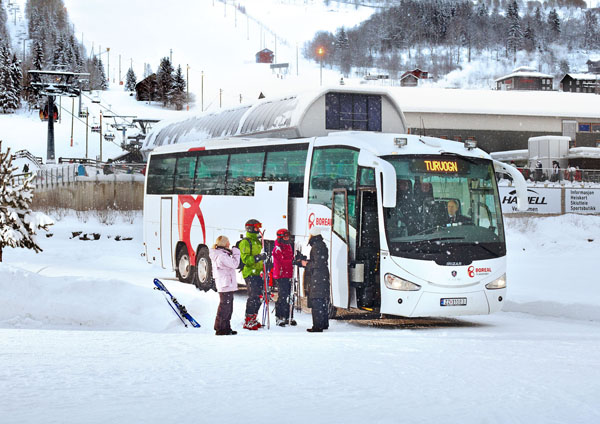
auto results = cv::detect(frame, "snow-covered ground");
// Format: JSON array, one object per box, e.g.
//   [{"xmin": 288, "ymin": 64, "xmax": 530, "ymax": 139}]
[{"xmin": 1, "ymin": 212, "xmax": 599, "ymax": 423}]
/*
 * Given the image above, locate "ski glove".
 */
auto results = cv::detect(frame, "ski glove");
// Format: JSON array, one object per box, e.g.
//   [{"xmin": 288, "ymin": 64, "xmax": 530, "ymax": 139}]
[{"xmin": 254, "ymin": 253, "xmax": 267, "ymax": 262}]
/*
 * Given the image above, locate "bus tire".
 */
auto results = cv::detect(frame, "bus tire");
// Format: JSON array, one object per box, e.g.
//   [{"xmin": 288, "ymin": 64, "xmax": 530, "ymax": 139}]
[
  {"xmin": 195, "ymin": 247, "xmax": 214, "ymax": 292},
  {"xmin": 328, "ymin": 302, "xmax": 337, "ymax": 319},
  {"xmin": 175, "ymin": 245, "xmax": 194, "ymax": 284}
]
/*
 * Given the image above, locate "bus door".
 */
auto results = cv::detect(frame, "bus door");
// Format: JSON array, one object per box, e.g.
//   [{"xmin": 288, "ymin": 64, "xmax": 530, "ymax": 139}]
[
  {"xmin": 330, "ymin": 189, "xmax": 350, "ymax": 309},
  {"xmin": 160, "ymin": 197, "xmax": 173, "ymax": 269},
  {"xmin": 355, "ymin": 187, "xmax": 380, "ymax": 310}
]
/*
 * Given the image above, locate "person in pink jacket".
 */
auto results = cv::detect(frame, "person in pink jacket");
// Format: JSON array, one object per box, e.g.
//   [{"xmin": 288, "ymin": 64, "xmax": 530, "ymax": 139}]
[
  {"xmin": 209, "ymin": 235, "xmax": 241, "ymax": 335},
  {"xmin": 272, "ymin": 229, "xmax": 296, "ymax": 327}
]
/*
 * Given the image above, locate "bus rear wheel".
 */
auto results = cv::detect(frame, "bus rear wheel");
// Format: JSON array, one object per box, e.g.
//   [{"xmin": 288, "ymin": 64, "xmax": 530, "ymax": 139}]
[
  {"xmin": 195, "ymin": 247, "xmax": 214, "ymax": 292},
  {"xmin": 175, "ymin": 245, "xmax": 194, "ymax": 284}
]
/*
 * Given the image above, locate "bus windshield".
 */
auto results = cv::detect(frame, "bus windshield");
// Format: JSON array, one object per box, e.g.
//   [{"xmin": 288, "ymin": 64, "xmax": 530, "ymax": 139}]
[{"xmin": 382, "ymin": 155, "xmax": 505, "ymax": 263}]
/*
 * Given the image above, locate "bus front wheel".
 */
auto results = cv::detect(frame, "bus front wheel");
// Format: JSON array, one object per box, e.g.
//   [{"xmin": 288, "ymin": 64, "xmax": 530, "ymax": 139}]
[
  {"xmin": 195, "ymin": 247, "xmax": 214, "ymax": 292},
  {"xmin": 175, "ymin": 245, "xmax": 194, "ymax": 284}
]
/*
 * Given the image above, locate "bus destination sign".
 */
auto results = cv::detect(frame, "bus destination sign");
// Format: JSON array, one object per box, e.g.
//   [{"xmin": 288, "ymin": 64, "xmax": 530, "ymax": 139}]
[{"xmin": 422, "ymin": 160, "xmax": 459, "ymax": 173}]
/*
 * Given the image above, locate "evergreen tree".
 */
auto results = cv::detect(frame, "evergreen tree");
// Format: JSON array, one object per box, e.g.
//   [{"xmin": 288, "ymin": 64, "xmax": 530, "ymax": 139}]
[
  {"xmin": 97, "ymin": 58, "xmax": 108, "ymax": 90},
  {"xmin": 0, "ymin": 45, "xmax": 19, "ymax": 114},
  {"xmin": 523, "ymin": 21, "xmax": 535, "ymax": 52},
  {"xmin": 125, "ymin": 67, "xmax": 137, "ymax": 92},
  {"xmin": 172, "ymin": 65, "xmax": 186, "ymax": 110},
  {"xmin": 334, "ymin": 27, "xmax": 352, "ymax": 76},
  {"xmin": 506, "ymin": 0, "xmax": 522, "ymax": 60},
  {"xmin": 0, "ymin": 140, "xmax": 53, "ymax": 262},
  {"xmin": 548, "ymin": 9, "xmax": 561, "ymax": 38},
  {"xmin": 156, "ymin": 57, "xmax": 174, "ymax": 107}
]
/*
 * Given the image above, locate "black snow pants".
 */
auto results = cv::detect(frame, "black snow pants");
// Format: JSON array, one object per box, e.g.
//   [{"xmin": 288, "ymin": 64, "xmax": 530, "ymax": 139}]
[
  {"xmin": 245, "ymin": 275, "xmax": 263, "ymax": 316},
  {"xmin": 214, "ymin": 292, "xmax": 234, "ymax": 332},
  {"xmin": 275, "ymin": 278, "xmax": 292, "ymax": 319},
  {"xmin": 310, "ymin": 297, "xmax": 329, "ymax": 330}
]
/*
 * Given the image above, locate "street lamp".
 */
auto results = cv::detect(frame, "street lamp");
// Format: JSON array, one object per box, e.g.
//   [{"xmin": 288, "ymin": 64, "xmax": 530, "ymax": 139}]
[{"xmin": 317, "ymin": 47, "xmax": 325, "ymax": 86}]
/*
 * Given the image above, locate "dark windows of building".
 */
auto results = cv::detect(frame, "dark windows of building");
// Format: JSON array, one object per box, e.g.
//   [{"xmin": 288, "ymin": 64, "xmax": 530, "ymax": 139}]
[{"xmin": 325, "ymin": 93, "xmax": 382, "ymax": 132}]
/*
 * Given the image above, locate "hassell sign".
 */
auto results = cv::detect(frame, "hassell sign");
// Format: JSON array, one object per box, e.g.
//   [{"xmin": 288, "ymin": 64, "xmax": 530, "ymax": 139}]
[{"xmin": 499, "ymin": 187, "xmax": 561, "ymax": 214}]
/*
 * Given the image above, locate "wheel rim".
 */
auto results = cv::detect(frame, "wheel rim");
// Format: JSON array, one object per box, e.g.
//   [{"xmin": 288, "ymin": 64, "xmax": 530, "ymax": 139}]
[
  {"xmin": 197, "ymin": 257, "xmax": 209, "ymax": 283},
  {"xmin": 178, "ymin": 253, "xmax": 191, "ymax": 279}
]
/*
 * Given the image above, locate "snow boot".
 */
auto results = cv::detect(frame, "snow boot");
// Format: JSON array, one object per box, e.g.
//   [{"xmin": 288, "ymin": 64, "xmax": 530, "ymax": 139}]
[
  {"xmin": 243, "ymin": 315, "xmax": 260, "ymax": 330},
  {"xmin": 276, "ymin": 317, "xmax": 287, "ymax": 327},
  {"xmin": 289, "ymin": 319, "xmax": 297, "ymax": 326},
  {"xmin": 250, "ymin": 314, "xmax": 262, "ymax": 329},
  {"xmin": 307, "ymin": 327, "xmax": 323, "ymax": 333}
]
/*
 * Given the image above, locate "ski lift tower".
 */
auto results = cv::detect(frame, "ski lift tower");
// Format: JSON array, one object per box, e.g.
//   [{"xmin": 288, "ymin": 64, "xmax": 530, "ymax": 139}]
[{"xmin": 29, "ymin": 70, "xmax": 89, "ymax": 164}]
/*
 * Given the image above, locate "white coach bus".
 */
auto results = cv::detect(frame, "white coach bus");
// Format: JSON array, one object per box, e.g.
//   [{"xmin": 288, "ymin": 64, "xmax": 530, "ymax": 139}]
[{"xmin": 143, "ymin": 132, "xmax": 526, "ymax": 318}]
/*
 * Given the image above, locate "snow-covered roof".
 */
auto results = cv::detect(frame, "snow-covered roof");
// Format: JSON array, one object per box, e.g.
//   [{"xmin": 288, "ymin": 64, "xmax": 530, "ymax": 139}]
[
  {"xmin": 563, "ymin": 73, "xmax": 600, "ymax": 81},
  {"xmin": 495, "ymin": 69, "xmax": 553, "ymax": 82},
  {"xmin": 394, "ymin": 87, "xmax": 600, "ymax": 119},
  {"xmin": 490, "ymin": 149, "xmax": 529, "ymax": 161}
]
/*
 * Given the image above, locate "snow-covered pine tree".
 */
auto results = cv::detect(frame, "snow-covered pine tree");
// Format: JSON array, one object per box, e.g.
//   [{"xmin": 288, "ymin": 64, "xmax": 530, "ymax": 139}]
[
  {"xmin": 172, "ymin": 65, "xmax": 186, "ymax": 110},
  {"xmin": 8, "ymin": 54, "xmax": 22, "ymax": 111},
  {"xmin": 125, "ymin": 67, "xmax": 137, "ymax": 92},
  {"xmin": 97, "ymin": 58, "xmax": 108, "ymax": 90},
  {"xmin": 0, "ymin": 141, "xmax": 53, "ymax": 262},
  {"xmin": 0, "ymin": 45, "xmax": 19, "ymax": 114},
  {"xmin": 156, "ymin": 57, "xmax": 174, "ymax": 107},
  {"xmin": 548, "ymin": 9, "xmax": 561, "ymax": 38}
]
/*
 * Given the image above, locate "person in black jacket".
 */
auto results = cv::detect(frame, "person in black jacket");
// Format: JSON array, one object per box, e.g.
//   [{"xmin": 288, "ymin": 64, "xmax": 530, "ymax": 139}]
[{"xmin": 301, "ymin": 226, "xmax": 330, "ymax": 333}]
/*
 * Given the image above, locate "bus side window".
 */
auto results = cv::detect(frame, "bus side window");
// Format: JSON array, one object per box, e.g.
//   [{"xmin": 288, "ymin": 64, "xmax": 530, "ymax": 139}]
[
  {"xmin": 147, "ymin": 155, "xmax": 176, "ymax": 194},
  {"xmin": 264, "ymin": 148, "xmax": 308, "ymax": 198},
  {"xmin": 226, "ymin": 151, "xmax": 265, "ymax": 196},
  {"xmin": 194, "ymin": 154, "xmax": 228, "ymax": 195},
  {"xmin": 174, "ymin": 155, "xmax": 197, "ymax": 194}
]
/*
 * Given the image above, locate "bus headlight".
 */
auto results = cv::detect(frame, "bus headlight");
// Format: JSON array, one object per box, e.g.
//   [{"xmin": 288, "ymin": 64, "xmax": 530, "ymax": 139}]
[
  {"xmin": 384, "ymin": 273, "xmax": 421, "ymax": 291},
  {"xmin": 485, "ymin": 274, "xmax": 506, "ymax": 290}
]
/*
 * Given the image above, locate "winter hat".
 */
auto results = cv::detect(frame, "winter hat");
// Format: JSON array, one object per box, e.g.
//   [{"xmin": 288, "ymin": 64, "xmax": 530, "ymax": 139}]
[{"xmin": 309, "ymin": 226, "xmax": 321, "ymax": 237}]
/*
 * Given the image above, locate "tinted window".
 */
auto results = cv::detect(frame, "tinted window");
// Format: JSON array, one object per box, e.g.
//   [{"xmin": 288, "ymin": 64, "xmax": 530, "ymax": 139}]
[
  {"xmin": 325, "ymin": 93, "xmax": 382, "ymax": 132},
  {"xmin": 174, "ymin": 155, "xmax": 197, "ymax": 194},
  {"xmin": 147, "ymin": 155, "xmax": 176, "ymax": 194},
  {"xmin": 264, "ymin": 149, "xmax": 308, "ymax": 197},
  {"xmin": 195, "ymin": 154, "xmax": 228, "ymax": 195},
  {"xmin": 309, "ymin": 147, "xmax": 359, "ymax": 227},
  {"xmin": 226, "ymin": 152, "xmax": 265, "ymax": 196}
]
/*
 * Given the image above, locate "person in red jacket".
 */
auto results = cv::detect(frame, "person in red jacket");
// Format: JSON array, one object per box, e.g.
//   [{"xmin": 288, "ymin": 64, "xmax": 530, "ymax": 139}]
[{"xmin": 272, "ymin": 228, "xmax": 296, "ymax": 326}]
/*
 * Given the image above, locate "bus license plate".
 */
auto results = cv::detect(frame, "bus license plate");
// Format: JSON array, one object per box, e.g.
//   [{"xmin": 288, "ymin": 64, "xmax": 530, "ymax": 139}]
[{"xmin": 440, "ymin": 297, "xmax": 467, "ymax": 306}]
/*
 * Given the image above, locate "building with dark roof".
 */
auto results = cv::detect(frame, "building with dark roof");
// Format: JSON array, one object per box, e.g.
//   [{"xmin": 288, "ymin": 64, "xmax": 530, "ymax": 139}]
[{"xmin": 495, "ymin": 66, "xmax": 553, "ymax": 91}]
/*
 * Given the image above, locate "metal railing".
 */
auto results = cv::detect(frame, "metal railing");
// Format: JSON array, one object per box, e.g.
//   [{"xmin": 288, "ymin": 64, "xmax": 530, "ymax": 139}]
[
  {"xmin": 513, "ymin": 167, "xmax": 600, "ymax": 184},
  {"xmin": 13, "ymin": 162, "xmax": 146, "ymax": 190}
]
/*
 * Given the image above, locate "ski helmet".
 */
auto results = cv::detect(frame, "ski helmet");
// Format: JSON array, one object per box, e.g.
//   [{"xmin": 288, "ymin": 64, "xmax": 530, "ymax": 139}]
[
  {"xmin": 276, "ymin": 228, "xmax": 290, "ymax": 242},
  {"xmin": 245, "ymin": 219, "xmax": 262, "ymax": 234}
]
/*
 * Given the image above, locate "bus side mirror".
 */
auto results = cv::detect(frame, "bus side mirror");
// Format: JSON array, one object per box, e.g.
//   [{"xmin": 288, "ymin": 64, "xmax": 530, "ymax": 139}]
[
  {"xmin": 493, "ymin": 160, "xmax": 528, "ymax": 211},
  {"xmin": 358, "ymin": 151, "xmax": 397, "ymax": 208}
]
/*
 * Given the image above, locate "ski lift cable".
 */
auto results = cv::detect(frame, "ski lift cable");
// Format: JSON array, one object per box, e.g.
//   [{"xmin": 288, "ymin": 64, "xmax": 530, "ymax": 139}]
[
  {"xmin": 80, "ymin": 91, "xmax": 135, "ymax": 127},
  {"xmin": 56, "ymin": 102, "xmax": 124, "ymax": 149}
]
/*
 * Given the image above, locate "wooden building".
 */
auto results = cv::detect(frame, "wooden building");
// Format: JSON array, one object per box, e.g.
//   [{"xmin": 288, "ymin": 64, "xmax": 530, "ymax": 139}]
[
  {"xmin": 560, "ymin": 73, "xmax": 600, "ymax": 93},
  {"xmin": 255, "ymin": 48, "xmax": 274, "ymax": 64},
  {"xmin": 495, "ymin": 66, "xmax": 553, "ymax": 91},
  {"xmin": 400, "ymin": 68, "xmax": 428, "ymax": 87},
  {"xmin": 135, "ymin": 74, "xmax": 157, "ymax": 102},
  {"xmin": 587, "ymin": 59, "xmax": 600, "ymax": 74}
]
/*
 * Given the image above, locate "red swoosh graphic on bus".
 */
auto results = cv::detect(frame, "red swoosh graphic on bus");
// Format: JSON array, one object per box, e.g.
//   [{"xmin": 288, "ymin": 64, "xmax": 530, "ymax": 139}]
[{"xmin": 178, "ymin": 195, "xmax": 205, "ymax": 264}]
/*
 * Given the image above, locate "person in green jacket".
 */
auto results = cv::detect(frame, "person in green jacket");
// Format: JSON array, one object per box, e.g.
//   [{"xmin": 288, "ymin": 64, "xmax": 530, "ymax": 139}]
[{"xmin": 238, "ymin": 219, "xmax": 267, "ymax": 330}]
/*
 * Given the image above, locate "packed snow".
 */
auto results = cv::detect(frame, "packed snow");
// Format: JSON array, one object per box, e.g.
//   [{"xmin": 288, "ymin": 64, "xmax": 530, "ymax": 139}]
[{"xmin": 1, "ymin": 212, "xmax": 600, "ymax": 423}]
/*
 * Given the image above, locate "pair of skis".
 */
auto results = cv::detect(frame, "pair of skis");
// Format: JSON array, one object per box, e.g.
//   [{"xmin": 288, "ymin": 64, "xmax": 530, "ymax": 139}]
[
  {"xmin": 259, "ymin": 229, "xmax": 271, "ymax": 329},
  {"xmin": 153, "ymin": 278, "xmax": 200, "ymax": 328}
]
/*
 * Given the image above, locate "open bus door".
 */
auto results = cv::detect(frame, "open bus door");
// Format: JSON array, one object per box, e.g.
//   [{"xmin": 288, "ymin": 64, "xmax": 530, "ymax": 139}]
[
  {"xmin": 330, "ymin": 189, "xmax": 350, "ymax": 309},
  {"xmin": 160, "ymin": 198, "xmax": 173, "ymax": 269}
]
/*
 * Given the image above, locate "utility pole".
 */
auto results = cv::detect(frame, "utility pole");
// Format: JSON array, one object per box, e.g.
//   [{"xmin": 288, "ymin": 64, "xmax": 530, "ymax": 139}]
[
  {"xmin": 201, "ymin": 71, "xmax": 204, "ymax": 112},
  {"xmin": 186, "ymin": 64, "xmax": 190, "ymax": 111},
  {"xmin": 70, "ymin": 98, "xmax": 75, "ymax": 147},
  {"xmin": 99, "ymin": 111, "xmax": 103, "ymax": 162},
  {"xmin": 219, "ymin": 88, "xmax": 223, "ymax": 108}
]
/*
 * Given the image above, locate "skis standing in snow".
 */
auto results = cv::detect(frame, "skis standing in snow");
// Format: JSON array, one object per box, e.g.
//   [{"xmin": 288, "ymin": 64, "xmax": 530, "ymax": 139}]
[{"xmin": 153, "ymin": 278, "xmax": 201, "ymax": 328}]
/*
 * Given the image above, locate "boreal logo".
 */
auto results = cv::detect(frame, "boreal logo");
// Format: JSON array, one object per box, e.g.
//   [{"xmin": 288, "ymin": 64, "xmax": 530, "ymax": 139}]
[
  {"xmin": 451, "ymin": 270, "xmax": 457, "ymax": 277},
  {"xmin": 502, "ymin": 188, "xmax": 547, "ymax": 206}
]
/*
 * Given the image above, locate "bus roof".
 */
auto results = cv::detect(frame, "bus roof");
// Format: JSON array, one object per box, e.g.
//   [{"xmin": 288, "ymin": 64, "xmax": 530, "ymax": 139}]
[
  {"xmin": 150, "ymin": 132, "xmax": 492, "ymax": 161},
  {"xmin": 142, "ymin": 86, "xmax": 407, "ymax": 158}
]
